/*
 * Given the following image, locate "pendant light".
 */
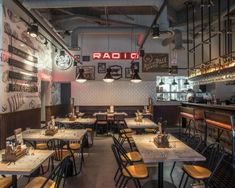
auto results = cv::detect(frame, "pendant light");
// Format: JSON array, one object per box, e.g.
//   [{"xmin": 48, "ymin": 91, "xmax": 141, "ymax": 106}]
[
  {"xmin": 184, "ymin": 79, "xmax": 189, "ymax": 85},
  {"xmin": 103, "ymin": 68, "xmax": 114, "ymax": 83},
  {"xmin": 159, "ymin": 79, "xmax": 164, "ymax": 85},
  {"xmin": 131, "ymin": 69, "xmax": 142, "ymax": 83},
  {"xmin": 76, "ymin": 68, "xmax": 87, "ymax": 83},
  {"xmin": 172, "ymin": 77, "xmax": 177, "ymax": 85}
]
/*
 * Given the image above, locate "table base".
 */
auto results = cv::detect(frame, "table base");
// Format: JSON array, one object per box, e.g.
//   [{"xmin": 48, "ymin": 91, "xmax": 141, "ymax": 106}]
[{"xmin": 143, "ymin": 180, "xmax": 176, "ymax": 188}]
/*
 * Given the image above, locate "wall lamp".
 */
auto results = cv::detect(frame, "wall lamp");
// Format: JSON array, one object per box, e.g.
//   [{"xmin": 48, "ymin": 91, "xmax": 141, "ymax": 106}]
[
  {"xmin": 103, "ymin": 68, "xmax": 114, "ymax": 83},
  {"xmin": 131, "ymin": 69, "xmax": 142, "ymax": 83},
  {"xmin": 27, "ymin": 23, "xmax": 38, "ymax": 38},
  {"xmin": 76, "ymin": 68, "xmax": 87, "ymax": 83}
]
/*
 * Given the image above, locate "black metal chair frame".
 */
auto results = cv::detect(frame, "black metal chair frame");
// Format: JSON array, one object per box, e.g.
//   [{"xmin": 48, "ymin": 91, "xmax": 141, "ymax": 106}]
[
  {"xmin": 95, "ymin": 114, "xmax": 108, "ymax": 136},
  {"xmin": 111, "ymin": 144, "xmax": 144, "ymax": 188},
  {"xmin": 179, "ymin": 142, "xmax": 225, "ymax": 188}
]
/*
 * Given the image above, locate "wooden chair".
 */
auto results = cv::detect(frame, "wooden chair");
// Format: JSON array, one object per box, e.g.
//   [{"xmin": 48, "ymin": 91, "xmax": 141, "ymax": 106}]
[
  {"xmin": 0, "ymin": 175, "xmax": 12, "ymax": 188},
  {"xmin": 179, "ymin": 142, "xmax": 225, "ymax": 188},
  {"xmin": 24, "ymin": 155, "xmax": 71, "ymax": 188},
  {"xmin": 95, "ymin": 114, "xmax": 108, "ymax": 135},
  {"xmin": 111, "ymin": 144, "xmax": 148, "ymax": 188},
  {"xmin": 114, "ymin": 114, "xmax": 126, "ymax": 132},
  {"xmin": 112, "ymin": 136, "xmax": 142, "ymax": 183}
]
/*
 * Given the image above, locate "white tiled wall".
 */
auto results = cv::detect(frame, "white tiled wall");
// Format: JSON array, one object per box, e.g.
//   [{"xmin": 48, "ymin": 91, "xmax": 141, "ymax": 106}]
[{"xmin": 71, "ymin": 81, "xmax": 156, "ymax": 105}]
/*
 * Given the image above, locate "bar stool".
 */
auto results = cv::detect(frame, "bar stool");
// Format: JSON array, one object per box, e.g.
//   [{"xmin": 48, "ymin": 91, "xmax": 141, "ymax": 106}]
[
  {"xmin": 204, "ymin": 111, "xmax": 235, "ymax": 168},
  {"xmin": 179, "ymin": 106, "xmax": 203, "ymax": 139}
]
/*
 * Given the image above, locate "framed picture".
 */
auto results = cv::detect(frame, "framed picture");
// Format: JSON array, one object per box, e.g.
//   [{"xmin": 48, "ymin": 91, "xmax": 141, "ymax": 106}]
[
  {"xmin": 98, "ymin": 63, "xmax": 106, "ymax": 73},
  {"xmin": 77, "ymin": 66, "xmax": 95, "ymax": 80},
  {"xmin": 110, "ymin": 65, "xmax": 122, "ymax": 80},
  {"xmin": 131, "ymin": 62, "xmax": 139, "ymax": 71},
  {"xmin": 125, "ymin": 68, "xmax": 132, "ymax": 78}
]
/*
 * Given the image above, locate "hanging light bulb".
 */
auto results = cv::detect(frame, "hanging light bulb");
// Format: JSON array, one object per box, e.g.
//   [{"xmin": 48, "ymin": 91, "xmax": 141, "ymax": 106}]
[
  {"xmin": 27, "ymin": 23, "xmax": 38, "ymax": 38},
  {"xmin": 184, "ymin": 79, "xmax": 189, "ymax": 85},
  {"xmin": 159, "ymin": 79, "xmax": 165, "ymax": 85},
  {"xmin": 103, "ymin": 68, "xmax": 114, "ymax": 83},
  {"xmin": 76, "ymin": 68, "xmax": 87, "ymax": 83},
  {"xmin": 172, "ymin": 77, "xmax": 177, "ymax": 85},
  {"xmin": 131, "ymin": 69, "xmax": 142, "ymax": 83}
]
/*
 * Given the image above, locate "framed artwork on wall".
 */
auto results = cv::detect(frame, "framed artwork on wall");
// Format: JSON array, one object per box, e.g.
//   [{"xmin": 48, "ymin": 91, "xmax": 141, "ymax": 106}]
[
  {"xmin": 77, "ymin": 66, "xmax": 95, "ymax": 80},
  {"xmin": 98, "ymin": 63, "xmax": 106, "ymax": 73},
  {"xmin": 125, "ymin": 68, "xmax": 132, "ymax": 78}
]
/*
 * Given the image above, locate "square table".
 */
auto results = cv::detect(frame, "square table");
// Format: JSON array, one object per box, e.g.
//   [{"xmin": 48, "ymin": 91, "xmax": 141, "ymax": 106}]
[
  {"xmin": 0, "ymin": 150, "xmax": 54, "ymax": 188},
  {"xmin": 124, "ymin": 118, "xmax": 158, "ymax": 129},
  {"xmin": 132, "ymin": 134, "xmax": 206, "ymax": 188},
  {"xmin": 55, "ymin": 117, "xmax": 96, "ymax": 126}
]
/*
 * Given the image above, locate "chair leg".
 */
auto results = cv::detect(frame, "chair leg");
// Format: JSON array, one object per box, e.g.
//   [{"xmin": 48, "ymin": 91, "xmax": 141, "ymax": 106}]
[
  {"xmin": 122, "ymin": 178, "xmax": 129, "ymax": 188},
  {"xmin": 116, "ymin": 174, "xmax": 123, "ymax": 186},
  {"xmin": 183, "ymin": 176, "xmax": 189, "ymax": 188},
  {"xmin": 170, "ymin": 162, "xmax": 176, "ymax": 177},
  {"xmin": 136, "ymin": 179, "xmax": 142, "ymax": 188},
  {"xmin": 179, "ymin": 172, "xmax": 185, "ymax": 188},
  {"xmin": 118, "ymin": 176, "xmax": 126, "ymax": 188}
]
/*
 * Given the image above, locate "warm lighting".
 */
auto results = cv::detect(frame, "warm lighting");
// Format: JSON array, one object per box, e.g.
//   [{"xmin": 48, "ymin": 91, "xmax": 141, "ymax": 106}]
[
  {"xmin": 103, "ymin": 68, "xmax": 114, "ymax": 83},
  {"xmin": 152, "ymin": 24, "xmax": 160, "ymax": 39},
  {"xmin": 27, "ymin": 24, "xmax": 38, "ymax": 38},
  {"xmin": 76, "ymin": 69, "xmax": 87, "ymax": 83},
  {"xmin": 131, "ymin": 69, "xmax": 142, "ymax": 83},
  {"xmin": 159, "ymin": 79, "xmax": 164, "ymax": 85}
]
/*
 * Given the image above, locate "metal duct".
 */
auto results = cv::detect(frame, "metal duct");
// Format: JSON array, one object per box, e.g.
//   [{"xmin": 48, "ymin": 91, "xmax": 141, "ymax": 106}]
[
  {"xmin": 22, "ymin": 0, "xmax": 163, "ymax": 9},
  {"xmin": 173, "ymin": 29, "xmax": 185, "ymax": 50},
  {"xmin": 158, "ymin": 5, "xmax": 169, "ymax": 31},
  {"xmin": 71, "ymin": 27, "xmax": 146, "ymax": 49}
]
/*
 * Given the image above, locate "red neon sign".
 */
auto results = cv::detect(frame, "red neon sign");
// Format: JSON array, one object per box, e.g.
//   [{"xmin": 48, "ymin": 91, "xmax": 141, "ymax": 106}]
[{"xmin": 92, "ymin": 52, "xmax": 139, "ymax": 60}]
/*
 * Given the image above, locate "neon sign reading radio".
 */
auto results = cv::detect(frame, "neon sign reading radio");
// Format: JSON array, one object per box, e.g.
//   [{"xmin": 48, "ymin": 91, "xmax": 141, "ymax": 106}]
[{"xmin": 92, "ymin": 52, "xmax": 139, "ymax": 60}]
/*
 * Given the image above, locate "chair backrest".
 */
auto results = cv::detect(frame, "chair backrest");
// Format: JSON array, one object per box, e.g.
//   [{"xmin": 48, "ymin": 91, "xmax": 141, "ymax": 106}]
[
  {"xmin": 201, "ymin": 142, "xmax": 225, "ymax": 178},
  {"xmin": 112, "ymin": 136, "xmax": 130, "ymax": 161},
  {"xmin": 47, "ymin": 139, "xmax": 67, "ymax": 161},
  {"xmin": 42, "ymin": 155, "xmax": 71, "ymax": 188},
  {"xmin": 114, "ymin": 114, "xmax": 125, "ymax": 121},
  {"xmin": 68, "ymin": 123, "xmax": 85, "ymax": 129},
  {"xmin": 111, "ymin": 144, "xmax": 134, "ymax": 177},
  {"xmin": 96, "ymin": 114, "xmax": 107, "ymax": 121},
  {"xmin": 186, "ymin": 133, "xmax": 206, "ymax": 153}
]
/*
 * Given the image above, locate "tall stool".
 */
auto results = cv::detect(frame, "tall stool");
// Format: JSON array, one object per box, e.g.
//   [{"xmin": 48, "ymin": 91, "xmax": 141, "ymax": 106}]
[
  {"xmin": 204, "ymin": 111, "xmax": 235, "ymax": 168},
  {"xmin": 179, "ymin": 106, "xmax": 203, "ymax": 139}
]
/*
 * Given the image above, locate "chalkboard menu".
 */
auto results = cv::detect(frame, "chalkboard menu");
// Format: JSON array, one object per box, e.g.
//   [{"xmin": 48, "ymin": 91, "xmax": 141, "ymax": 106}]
[{"xmin": 142, "ymin": 53, "xmax": 169, "ymax": 72}]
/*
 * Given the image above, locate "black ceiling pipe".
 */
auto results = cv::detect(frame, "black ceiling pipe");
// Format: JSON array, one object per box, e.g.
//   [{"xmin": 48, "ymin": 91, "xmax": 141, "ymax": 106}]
[
  {"xmin": 218, "ymin": 0, "xmax": 221, "ymax": 65},
  {"xmin": 201, "ymin": 0, "xmax": 204, "ymax": 65},
  {"xmin": 12, "ymin": 0, "xmax": 76, "ymax": 61}
]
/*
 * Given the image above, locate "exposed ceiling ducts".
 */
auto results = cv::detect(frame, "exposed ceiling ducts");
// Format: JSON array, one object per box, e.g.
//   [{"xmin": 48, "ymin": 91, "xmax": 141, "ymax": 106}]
[{"xmin": 22, "ymin": 0, "xmax": 165, "ymax": 9}]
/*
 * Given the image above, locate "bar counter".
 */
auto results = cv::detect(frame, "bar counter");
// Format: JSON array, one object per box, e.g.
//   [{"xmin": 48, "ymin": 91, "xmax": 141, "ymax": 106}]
[{"xmin": 182, "ymin": 102, "xmax": 235, "ymax": 114}]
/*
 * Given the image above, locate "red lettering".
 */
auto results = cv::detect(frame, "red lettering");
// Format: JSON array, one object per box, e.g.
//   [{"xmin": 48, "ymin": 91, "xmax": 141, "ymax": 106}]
[
  {"xmin": 93, "ymin": 52, "xmax": 101, "ymax": 59},
  {"xmin": 103, "ymin": 53, "xmax": 111, "ymax": 59},
  {"xmin": 131, "ymin": 53, "xmax": 139, "ymax": 59},
  {"xmin": 112, "ymin": 53, "xmax": 120, "ymax": 59}
]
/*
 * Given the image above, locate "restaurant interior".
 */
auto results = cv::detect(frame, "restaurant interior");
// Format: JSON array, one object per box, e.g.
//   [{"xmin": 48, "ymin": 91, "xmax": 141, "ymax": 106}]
[{"xmin": 0, "ymin": 0, "xmax": 235, "ymax": 187}]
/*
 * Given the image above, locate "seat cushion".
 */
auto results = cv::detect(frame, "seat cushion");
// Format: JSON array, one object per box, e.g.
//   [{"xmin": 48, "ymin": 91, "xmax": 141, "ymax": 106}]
[
  {"xmin": 36, "ymin": 143, "xmax": 47, "ymax": 150},
  {"xmin": 63, "ymin": 143, "xmax": 81, "ymax": 150},
  {"xmin": 180, "ymin": 112, "xmax": 201, "ymax": 120},
  {"xmin": 54, "ymin": 150, "xmax": 72, "ymax": 160},
  {"xmin": 24, "ymin": 176, "xmax": 55, "ymax": 188},
  {"xmin": 0, "ymin": 177, "xmax": 12, "ymax": 188},
  {"xmin": 144, "ymin": 128, "xmax": 156, "ymax": 133},
  {"xmin": 121, "ymin": 128, "xmax": 132, "ymax": 133},
  {"xmin": 183, "ymin": 165, "xmax": 212, "ymax": 179},
  {"xmin": 205, "ymin": 119, "xmax": 231, "ymax": 130},
  {"xmin": 121, "ymin": 151, "xmax": 142, "ymax": 162},
  {"xmin": 122, "ymin": 164, "xmax": 148, "ymax": 178},
  {"xmin": 86, "ymin": 128, "xmax": 93, "ymax": 132}
]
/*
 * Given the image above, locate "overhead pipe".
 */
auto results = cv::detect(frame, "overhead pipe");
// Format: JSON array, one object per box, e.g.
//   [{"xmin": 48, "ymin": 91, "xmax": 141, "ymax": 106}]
[
  {"xmin": 208, "ymin": 0, "xmax": 212, "ymax": 65},
  {"xmin": 185, "ymin": 1, "xmax": 191, "ymax": 76},
  {"xmin": 192, "ymin": 4, "xmax": 196, "ymax": 68},
  {"xmin": 22, "ymin": 0, "xmax": 164, "ymax": 9},
  {"xmin": 218, "ymin": 0, "xmax": 221, "ymax": 65},
  {"xmin": 201, "ymin": 0, "xmax": 204, "ymax": 65}
]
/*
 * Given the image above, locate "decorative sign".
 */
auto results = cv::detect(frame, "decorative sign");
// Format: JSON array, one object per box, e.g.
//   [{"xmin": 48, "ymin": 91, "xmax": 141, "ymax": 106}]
[
  {"xmin": 8, "ymin": 71, "xmax": 38, "ymax": 82},
  {"xmin": 171, "ymin": 66, "xmax": 178, "ymax": 74},
  {"xmin": 8, "ymin": 45, "xmax": 38, "ymax": 63},
  {"xmin": 8, "ymin": 83, "xmax": 38, "ymax": 92},
  {"xmin": 82, "ymin": 56, "xmax": 90, "ymax": 62},
  {"xmin": 8, "ymin": 58, "xmax": 38, "ymax": 73},
  {"xmin": 55, "ymin": 54, "xmax": 72, "ymax": 70},
  {"xmin": 98, "ymin": 63, "xmax": 106, "ymax": 73},
  {"xmin": 125, "ymin": 68, "xmax": 132, "ymax": 78},
  {"xmin": 92, "ymin": 52, "xmax": 139, "ymax": 60},
  {"xmin": 110, "ymin": 65, "xmax": 122, "ymax": 80},
  {"xmin": 142, "ymin": 53, "xmax": 169, "ymax": 72},
  {"xmin": 77, "ymin": 66, "xmax": 95, "ymax": 80}
]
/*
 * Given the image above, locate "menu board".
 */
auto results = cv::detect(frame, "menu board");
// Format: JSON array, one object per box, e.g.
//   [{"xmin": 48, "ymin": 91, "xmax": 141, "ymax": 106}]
[{"xmin": 142, "ymin": 53, "xmax": 169, "ymax": 72}]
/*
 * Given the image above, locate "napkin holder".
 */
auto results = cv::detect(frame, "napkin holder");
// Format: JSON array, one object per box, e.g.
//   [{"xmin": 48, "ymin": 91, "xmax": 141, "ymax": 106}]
[
  {"xmin": 2, "ymin": 146, "xmax": 27, "ymax": 162},
  {"xmin": 45, "ymin": 127, "xmax": 58, "ymax": 136},
  {"xmin": 154, "ymin": 134, "xmax": 170, "ymax": 148}
]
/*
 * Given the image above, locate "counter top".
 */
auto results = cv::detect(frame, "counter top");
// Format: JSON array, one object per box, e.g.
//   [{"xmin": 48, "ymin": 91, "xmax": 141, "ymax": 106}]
[{"xmin": 182, "ymin": 102, "xmax": 235, "ymax": 112}]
